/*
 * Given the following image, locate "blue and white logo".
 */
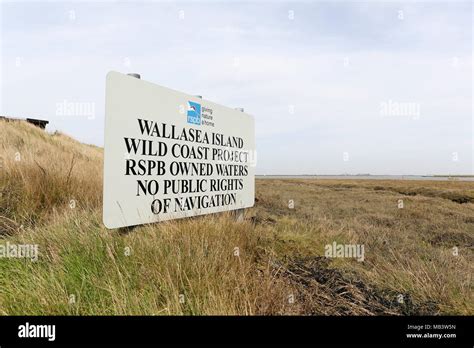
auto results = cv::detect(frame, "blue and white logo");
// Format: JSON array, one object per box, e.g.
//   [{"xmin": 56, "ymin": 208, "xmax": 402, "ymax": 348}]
[{"xmin": 187, "ymin": 101, "xmax": 201, "ymax": 125}]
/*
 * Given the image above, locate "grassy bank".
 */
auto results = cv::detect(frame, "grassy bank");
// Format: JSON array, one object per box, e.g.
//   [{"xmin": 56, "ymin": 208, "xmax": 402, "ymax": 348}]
[{"xmin": 0, "ymin": 120, "xmax": 472, "ymax": 315}]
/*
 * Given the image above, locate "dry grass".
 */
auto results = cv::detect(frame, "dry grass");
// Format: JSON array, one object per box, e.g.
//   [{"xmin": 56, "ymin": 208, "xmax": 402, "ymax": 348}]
[
  {"xmin": 0, "ymin": 120, "xmax": 102, "ymax": 229},
  {"xmin": 0, "ymin": 119, "xmax": 472, "ymax": 315},
  {"xmin": 254, "ymin": 179, "xmax": 474, "ymax": 314}
]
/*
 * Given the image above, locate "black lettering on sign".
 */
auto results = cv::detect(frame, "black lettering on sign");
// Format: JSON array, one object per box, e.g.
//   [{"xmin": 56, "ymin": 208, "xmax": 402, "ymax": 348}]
[{"xmin": 125, "ymin": 119, "xmax": 250, "ymax": 217}]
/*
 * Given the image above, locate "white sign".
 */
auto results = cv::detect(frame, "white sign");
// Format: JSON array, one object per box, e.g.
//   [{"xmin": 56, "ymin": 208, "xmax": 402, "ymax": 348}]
[{"xmin": 103, "ymin": 71, "xmax": 255, "ymax": 229}]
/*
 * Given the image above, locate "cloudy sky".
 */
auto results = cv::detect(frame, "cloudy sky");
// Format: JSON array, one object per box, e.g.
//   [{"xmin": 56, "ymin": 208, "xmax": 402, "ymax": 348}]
[{"xmin": 1, "ymin": 0, "xmax": 472, "ymax": 175}]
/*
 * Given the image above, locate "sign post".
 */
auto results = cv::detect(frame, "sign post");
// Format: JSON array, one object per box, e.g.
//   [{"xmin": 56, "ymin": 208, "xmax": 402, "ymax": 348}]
[{"xmin": 103, "ymin": 71, "xmax": 256, "ymax": 229}]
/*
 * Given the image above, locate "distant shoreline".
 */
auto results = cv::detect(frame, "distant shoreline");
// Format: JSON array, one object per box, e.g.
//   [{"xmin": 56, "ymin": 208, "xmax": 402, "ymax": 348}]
[{"xmin": 256, "ymin": 175, "xmax": 474, "ymax": 182}]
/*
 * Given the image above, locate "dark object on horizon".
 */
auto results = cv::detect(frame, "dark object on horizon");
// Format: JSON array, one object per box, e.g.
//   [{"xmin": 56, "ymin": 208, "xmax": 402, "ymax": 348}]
[
  {"xmin": 26, "ymin": 118, "xmax": 49, "ymax": 129},
  {"xmin": 0, "ymin": 116, "xmax": 49, "ymax": 130}
]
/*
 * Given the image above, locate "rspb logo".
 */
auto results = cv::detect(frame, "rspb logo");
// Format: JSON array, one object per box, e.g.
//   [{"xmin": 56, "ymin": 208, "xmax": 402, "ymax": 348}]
[{"xmin": 187, "ymin": 101, "xmax": 201, "ymax": 125}]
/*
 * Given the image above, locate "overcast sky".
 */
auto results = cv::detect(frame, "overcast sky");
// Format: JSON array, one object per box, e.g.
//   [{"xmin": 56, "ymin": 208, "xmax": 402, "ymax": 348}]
[{"xmin": 1, "ymin": 0, "xmax": 472, "ymax": 175}]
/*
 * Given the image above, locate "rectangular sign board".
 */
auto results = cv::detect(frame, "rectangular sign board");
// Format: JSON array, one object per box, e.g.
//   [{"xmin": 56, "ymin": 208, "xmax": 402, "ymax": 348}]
[{"xmin": 103, "ymin": 71, "xmax": 255, "ymax": 229}]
